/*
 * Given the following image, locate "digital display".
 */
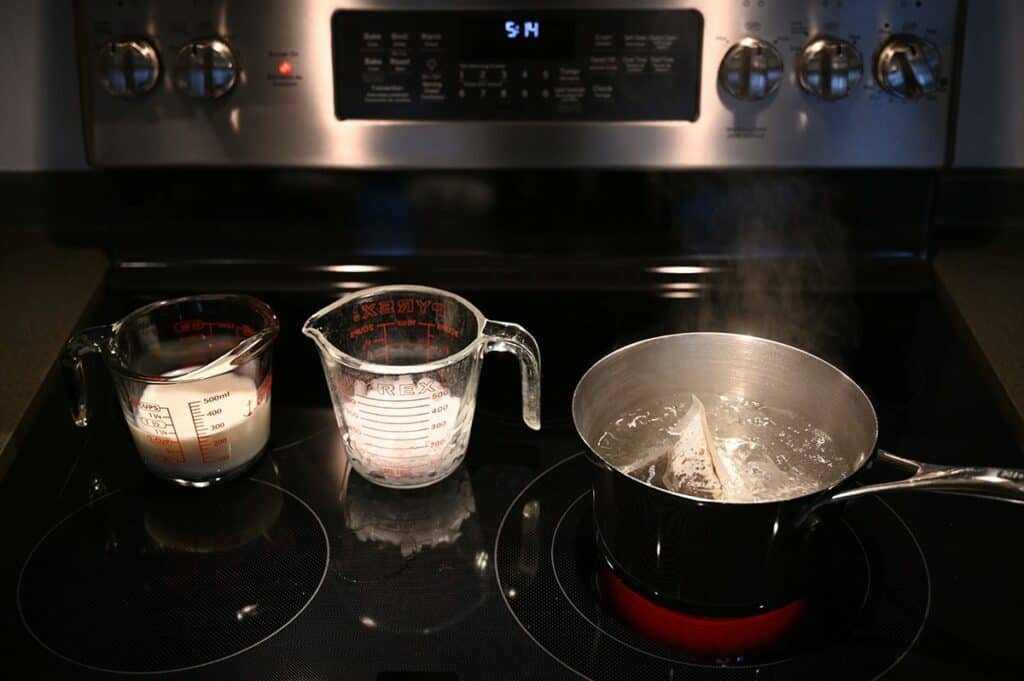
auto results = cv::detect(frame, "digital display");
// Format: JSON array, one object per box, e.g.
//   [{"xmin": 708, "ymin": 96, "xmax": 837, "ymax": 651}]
[
  {"xmin": 461, "ymin": 17, "xmax": 576, "ymax": 60},
  {"xmin": 503, "ymin": 20, "xmax": 541, "ymax": 40}
]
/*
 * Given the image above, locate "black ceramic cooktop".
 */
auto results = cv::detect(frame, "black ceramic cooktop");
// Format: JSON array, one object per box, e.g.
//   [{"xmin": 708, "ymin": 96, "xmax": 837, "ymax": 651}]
[{"xmin": 1, "ymin": 290, "xmax": 1022, "ymax": 680}]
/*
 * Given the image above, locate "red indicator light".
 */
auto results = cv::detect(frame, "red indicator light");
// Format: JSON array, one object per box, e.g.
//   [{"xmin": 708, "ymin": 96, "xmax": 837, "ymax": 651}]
[{"xmin": 277, "ymin": 60, "xmax": 293, "ymax": 76}]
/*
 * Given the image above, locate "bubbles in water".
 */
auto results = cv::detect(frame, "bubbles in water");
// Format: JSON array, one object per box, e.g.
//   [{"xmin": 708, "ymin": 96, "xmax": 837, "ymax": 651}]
[{"xmin": 596, "ymin": 393, "xmax": 847, "ymax": 503}]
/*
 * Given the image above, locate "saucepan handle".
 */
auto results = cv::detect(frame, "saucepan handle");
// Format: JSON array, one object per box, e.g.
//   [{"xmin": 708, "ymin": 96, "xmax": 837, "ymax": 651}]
[{"xmin": 825, "ymin": 450, "xmax": 1024, "ymax": 505}]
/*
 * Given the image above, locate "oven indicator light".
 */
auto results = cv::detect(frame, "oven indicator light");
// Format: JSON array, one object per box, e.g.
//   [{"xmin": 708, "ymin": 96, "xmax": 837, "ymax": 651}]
[{"xmin": 277, "ymin": 60, "xmax": 293, "ymax": 76}]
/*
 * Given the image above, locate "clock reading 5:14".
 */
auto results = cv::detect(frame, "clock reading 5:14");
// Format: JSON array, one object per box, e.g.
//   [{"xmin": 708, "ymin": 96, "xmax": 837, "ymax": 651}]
[{"xmin": 505, "ymin": 21, "xmax": 540, "ymax": 39}]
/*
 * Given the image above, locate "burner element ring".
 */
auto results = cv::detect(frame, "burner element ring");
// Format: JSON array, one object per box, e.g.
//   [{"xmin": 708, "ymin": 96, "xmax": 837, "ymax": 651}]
[
  {"xmin": 495, "ymin": 453, "xmax": 930, "ymax": 681},
  {"xmin": 17, "ymin": 479, "xmax": 329, "ymax": 675}
]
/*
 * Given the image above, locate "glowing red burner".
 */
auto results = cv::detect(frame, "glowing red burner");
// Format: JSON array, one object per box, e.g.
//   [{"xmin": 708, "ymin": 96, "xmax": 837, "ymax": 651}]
[{"xmin": 601, "ymin": 568, "xmax": 808, "ymax": 657}]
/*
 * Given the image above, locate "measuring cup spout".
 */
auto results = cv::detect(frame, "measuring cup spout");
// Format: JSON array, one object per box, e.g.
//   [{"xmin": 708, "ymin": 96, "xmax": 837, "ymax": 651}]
[{"xmin": 301, "ymin": 313, "xmax": 340, "ymax": 363}]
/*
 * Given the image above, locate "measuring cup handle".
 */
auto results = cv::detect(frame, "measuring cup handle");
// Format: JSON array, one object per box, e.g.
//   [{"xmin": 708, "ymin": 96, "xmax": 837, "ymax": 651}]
[
  {"xmin": 482, "ymin": 320, "xmax": 542, "ymax": 431},
  {"xmin": 62, "ymin": 325, "xmax": 111, "ymax": 428}
]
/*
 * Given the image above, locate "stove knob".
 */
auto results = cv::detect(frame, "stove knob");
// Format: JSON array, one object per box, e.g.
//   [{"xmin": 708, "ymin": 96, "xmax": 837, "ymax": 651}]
[
  {"xmin": 97, "ymin": 39, "xmax": 160, "ymax": 97},
  {"xmin": 875, "ymin": 35, "xmax": 941, "ymax": 99},
  {"xmin": 174, "ymin": 38, "xmax": 238, "ymax": 99},
  {"xmin": 719, "ymin": 37, "xmax": 784, "ymax": 101},
  {"xmin": 798, "ymin": 37, "xmax": 863, "ymax": 100}
]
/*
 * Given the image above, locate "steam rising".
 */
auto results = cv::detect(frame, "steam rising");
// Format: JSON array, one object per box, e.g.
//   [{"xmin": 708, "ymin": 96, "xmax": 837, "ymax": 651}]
[{"xmin": 691, "ymin": 176, "xmax": 859, "ymax": 361}]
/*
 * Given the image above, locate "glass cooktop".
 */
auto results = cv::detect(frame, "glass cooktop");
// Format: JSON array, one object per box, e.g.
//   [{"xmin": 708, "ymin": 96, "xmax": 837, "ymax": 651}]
[{"xmin": 1, "ymin": 290, "xmax": 1022, "ymax": 680}]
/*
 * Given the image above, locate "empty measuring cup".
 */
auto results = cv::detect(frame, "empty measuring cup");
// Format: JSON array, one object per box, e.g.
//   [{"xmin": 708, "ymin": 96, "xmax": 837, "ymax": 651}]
[
  {"xmin": 63, "ymin": 294, "xmax": 279, "ymax": 487},
  {"xmin": 303, "ymin": 285, "xmax": 541, "ymax": 489}
]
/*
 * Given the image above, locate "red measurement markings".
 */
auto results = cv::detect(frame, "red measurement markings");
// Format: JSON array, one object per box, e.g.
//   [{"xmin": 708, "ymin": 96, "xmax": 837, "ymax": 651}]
[
  {"xmin": 257, "ymin": 371, "xmax": 273, "ymax": 406},
  {"xmin": 139, "ymin": 403, "xmax": 185, "ymax": 464},
  {"xmin": 363, "ymin": 342, "xmax": 424, "ymax": 349},
  {"xmin": 363, "ymin": 455, "xmax": 437, "ymax": 466},
  {"xmin": 371, "ymin": 465, "xmax": 434, "ymax": 479},
  {"xmin": 351, "ymin": 318, "xmax": 460, "ymax": 363},
  {"xmin": 370, "ymin": 322, "xmax": 401, "ymax": 364},
  {"xmin": 435, "ymin": 323, "xmax": 461, "ymax": 338},
  {"xmin": 172, "ymin": 319, "xmax": 255, "ymax": 339},
  {"xmin": 188, "ymin": 399, "xmax": 229, "ymax": 463},
  {"xmin": 361, "ymin": 335, "xmax": 387, "ymax": 353},
  {"xmin": 349, "ymin": 323, "xmax": 376, "ymax": 339},
  {"xmin": 352, "ymin": 298, "xmax": 444, "ymax": 322}
]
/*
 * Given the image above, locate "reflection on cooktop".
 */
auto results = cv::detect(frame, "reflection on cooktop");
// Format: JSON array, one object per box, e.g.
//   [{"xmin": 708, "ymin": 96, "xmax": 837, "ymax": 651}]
[{"xmin": 333, "ymin": 464, "xmax": 491, "ymax": 634}]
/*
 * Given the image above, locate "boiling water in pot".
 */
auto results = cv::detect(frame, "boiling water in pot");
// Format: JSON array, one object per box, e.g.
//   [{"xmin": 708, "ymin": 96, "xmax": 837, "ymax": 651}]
[{"xmin": 596, "ymin": 393, "xmax": 844, "ymax": 503}]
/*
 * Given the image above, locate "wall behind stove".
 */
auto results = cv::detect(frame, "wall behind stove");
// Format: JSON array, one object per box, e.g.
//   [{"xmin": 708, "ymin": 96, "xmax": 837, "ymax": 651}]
[
  {"xmin": 0, "ymin": 2, "xmax": 86, "ymax": 171},
  {"xmin": 955, "ymin": 1, "xmax": 1024, "ymax": 168}
]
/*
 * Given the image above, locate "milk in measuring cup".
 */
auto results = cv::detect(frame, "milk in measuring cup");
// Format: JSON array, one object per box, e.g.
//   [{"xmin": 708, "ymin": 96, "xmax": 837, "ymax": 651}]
[
  {"xmin": 127, "ymin": 370, "xmax": 271, "ymax": 479},
  {"xmin": 341, "ymin": 375, "xmax": 463, "ymax": 483}
]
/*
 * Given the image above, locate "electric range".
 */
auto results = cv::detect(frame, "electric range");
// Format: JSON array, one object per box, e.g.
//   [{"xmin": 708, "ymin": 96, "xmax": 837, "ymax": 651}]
[
  {"xmin": 2, "ymin": 287, "xmax": 1022, "ymax": 680},
  {"xmin": 9, "ymin": 0, "xmax": 1019, "ymax": 676}
]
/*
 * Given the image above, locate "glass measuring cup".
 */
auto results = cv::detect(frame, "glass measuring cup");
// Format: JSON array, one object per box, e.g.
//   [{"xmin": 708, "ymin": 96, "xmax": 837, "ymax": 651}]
[
  {"xmin": 303, "ymin": 285, "xmax": 541, "ymax": 489},
  {"xmin": 63, "ymin": 295, "xmax": 279, "ymax": 487}
]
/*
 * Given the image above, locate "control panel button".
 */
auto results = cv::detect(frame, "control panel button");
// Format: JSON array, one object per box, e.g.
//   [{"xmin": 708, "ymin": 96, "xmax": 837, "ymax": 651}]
[
  {"xmin": 798, "ymin": 37, "xmax": 863, "ymax": 100},
  {"xmin": 875, "ymin": 35, "xmax": 941, "ymax": 99},
  {"xmin": 97, "ymin": 39, "xmax": 160, "ymax": 97},
  {"xmin": 174, "ymin": 38, "xmax": 238, "ymax": 99},
  {"xmin": 719, "ymin": 37, "xmax": 784, "ymax": 101}
]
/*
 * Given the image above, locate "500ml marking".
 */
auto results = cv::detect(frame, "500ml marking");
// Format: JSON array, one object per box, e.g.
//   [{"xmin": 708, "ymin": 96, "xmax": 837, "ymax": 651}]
[
  {"xmin": 188, "ymin": 390, "xmax": 231, "ymax": 463},
  {"xmin": 138, "ymin": 400, "xmax": 185, "ymax": 464}
]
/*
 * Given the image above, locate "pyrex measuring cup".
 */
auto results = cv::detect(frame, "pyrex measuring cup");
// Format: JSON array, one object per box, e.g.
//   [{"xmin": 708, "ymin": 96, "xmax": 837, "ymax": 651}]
[
  {"xmin": 303, "ymin": 285, "xmax": 541, "ymax": 489},
  {"xmin": 63, "ymin": 295, "xmax": 279, "ymax": 487}
]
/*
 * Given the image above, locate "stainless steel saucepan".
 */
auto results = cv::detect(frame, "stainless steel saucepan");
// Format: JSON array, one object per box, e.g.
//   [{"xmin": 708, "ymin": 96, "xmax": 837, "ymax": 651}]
[{"xmin": 573, "ymin": 332, "xmax": 1024, "ymax": 615}]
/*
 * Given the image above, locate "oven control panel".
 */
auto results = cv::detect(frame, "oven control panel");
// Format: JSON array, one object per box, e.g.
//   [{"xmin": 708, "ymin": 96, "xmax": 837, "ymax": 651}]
[
  {"xmin": 76, "ymin": 0, "xmax": 960, "ymax": 168},
  {"xmin": 332, "ymin": 10, "xmax": 702, "ymax": 121}
]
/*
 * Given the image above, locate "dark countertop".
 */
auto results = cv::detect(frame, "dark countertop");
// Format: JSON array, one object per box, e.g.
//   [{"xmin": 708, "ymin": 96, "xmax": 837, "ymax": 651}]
[
  {"xmin": 935, "ymin": 228, "xmax": 1024, "ymax": 445},
  {"xmin": 0, "ymin": 233, "xmax": 106, "ymax": 478}
]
